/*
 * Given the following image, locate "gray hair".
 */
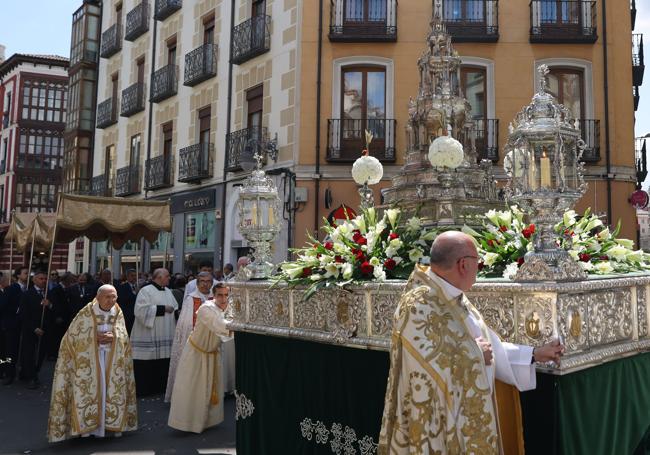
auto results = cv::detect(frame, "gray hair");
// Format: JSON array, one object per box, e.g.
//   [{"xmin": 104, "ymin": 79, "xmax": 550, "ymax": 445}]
[
  {"xmin": 197, "ymin": 271, "xmax": 213, "ymax": 280},
  {"xmin": 97, "ymin": 284, "xmax": 116, "ymax": 296},
  {"xmin": 152, "ymin": 268, "xmax": 169, "ymax": 279}
]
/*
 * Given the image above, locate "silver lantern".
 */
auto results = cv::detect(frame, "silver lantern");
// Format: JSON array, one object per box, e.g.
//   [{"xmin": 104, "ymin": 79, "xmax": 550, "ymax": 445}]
[
  {"xmin": 504, "ymin": 64, "xmax": 588, "ymax": 282},
  {"xmin": 237, "ymin": 152, "xmax": 281, "ymax": 279}
]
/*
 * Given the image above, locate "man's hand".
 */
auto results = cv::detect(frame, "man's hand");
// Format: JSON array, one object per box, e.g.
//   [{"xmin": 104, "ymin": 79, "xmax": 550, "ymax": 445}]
[
  {"xmin": 476, "ymin": 336, "xmax": 493, "ymax": 366},
  {"xmin": 533, "ymin": 339, "xmax": 565, "ymax": 365},
  {"xmin": 34, "ymin": 328, "xmax": 44, "ymax": 337},
  {"xmin": 41, "ymin": 298, "xmax": 50, "ymax": 307},
  {"xmin": 97, "ymin": 331, "xmax": 114, "ymax": 345},
  {"xmin": 165, "ymin": 305, "xmax": 175, "ymax": 314}
]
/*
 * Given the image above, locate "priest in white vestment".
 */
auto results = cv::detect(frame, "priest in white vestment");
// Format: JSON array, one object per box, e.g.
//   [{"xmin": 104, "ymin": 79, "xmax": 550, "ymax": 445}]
[
  {"xmin": 47, "ymin": 285, "xmax": 137, "ymax": 442},
  {"xmin": 168, "ymin": 284, "xmax": 231, "ymax": 433},
  {"xmin": 379, "ymin": 232, "xmax": 564, "ymax": 454},
  {"xmin": 130, "ymin": 268, "xmax": 177, "ymax": 396},
  {"xmin": 165, "ymin": 271, "xmax": 214, "ymax": 402}
]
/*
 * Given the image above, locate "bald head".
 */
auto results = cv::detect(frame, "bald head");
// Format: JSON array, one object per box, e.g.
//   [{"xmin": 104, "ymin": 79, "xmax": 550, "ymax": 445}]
[
  {"xmin": 97, "ymin": 284, "xmax": 116, "ymax": 296},
  {"xmin": 429, "ymin": 231, "xmax": 479, "ymax": 292}
]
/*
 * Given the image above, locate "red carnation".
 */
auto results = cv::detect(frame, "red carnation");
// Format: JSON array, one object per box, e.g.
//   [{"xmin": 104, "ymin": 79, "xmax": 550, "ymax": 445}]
[
  {"xmin": 302, "ymin": 267, "xmax": 312, "ymax": 277},
  {"xmin": 499, "ymin": 225, "xmax": 508, "ymax": 232},
  {"xmin": 324, "ymin": 241, "xmax": 333, "ymax": 250},
  {"xmin": 389, "ymin": 232, "xmax": 399, "ymax": 241},
  {"xmin": 384, "ymin": 258, "xmax": 397, "ymax": 271},
  {"xmin": 353, "ymin": 232, "xmax": 367, "ymax": 245},
  {"xmin": 334, "ymin": 255, "xmax": 345, "ymax": 263},
  {"xmin": 360, "ymin": 261, "xmax": 373, "ymax": 276},
  {"xmin": 517, "ymin": 257, "xmax": 525, "ymax": 266},
  {"xmin": 522, "ymin": 224, "xmax": 536, "ymax": 239},
  {"xmin": 579, "ymin": 253, "xmax": 591, "ymax": 262},
  {"xmin": 351, "ymin": 248, "xmax": 366, "ymax": 262}
]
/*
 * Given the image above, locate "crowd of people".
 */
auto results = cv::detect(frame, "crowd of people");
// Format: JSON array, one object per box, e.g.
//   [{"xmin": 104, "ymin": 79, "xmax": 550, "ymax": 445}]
[{"xmin": 0, "ymin": 258, "xmax": 246, "ymax": 442}]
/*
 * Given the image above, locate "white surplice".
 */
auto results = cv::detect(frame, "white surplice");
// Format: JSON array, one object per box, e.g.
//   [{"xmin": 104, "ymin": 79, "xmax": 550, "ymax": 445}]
[
  {"xmin": 131, "ymin": 284, "xmax": 177, "ymax": 360},
  {"xmin": 164, "ymin": 289, "xmax": 211, "ymax": 402},
  {"xmin": 427, "ymin": 269, "xmax": 536, "ymax": 392}
]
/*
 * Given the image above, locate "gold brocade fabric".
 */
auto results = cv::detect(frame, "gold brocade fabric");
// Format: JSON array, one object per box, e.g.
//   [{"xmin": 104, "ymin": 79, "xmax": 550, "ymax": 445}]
[
  {"xmin": 379, "ymin": 266, "xmax": 499, "ymax": 455},
  {"xmin": 47, "ymin": 301, "xmax": 138, "ymax": 442},
  {"xmin": 5, "ymin": 212, "xmax": 55, "ymax": 253}
]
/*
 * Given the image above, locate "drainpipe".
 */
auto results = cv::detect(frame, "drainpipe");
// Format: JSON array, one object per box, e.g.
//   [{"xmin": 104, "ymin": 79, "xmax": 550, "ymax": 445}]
[
  {"xmin": 90, "ymin": 0, "xmax": 105, "ymax": 192},
  {"xmin": 602, "ymin": 0, "xmax": 612, "ymax": 224},
  {"xmin": 144, "ymin": 7, "xmax": 158, "ymax": 200},
  {"xmin": 219, "ymin": 0, "xmax": 236, "ymax": 268},
  {"xmin": 314, "ymin": 0, "xmax": 323, "ymax": 235}
]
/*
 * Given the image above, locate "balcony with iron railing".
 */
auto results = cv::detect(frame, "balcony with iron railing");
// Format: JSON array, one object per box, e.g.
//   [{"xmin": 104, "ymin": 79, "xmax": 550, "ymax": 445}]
[
  {"xmin": 225, "ymin": 126, "xmax": 267, "ymax": 172},
  {"xmin": 154, "ymin": 0, "xmax": 182, "ymax": 21},
  {"xmin": 632, "ymin": 0, "xmax": 637, "ymax": 31},
  {"xmin": 150, "ymin": 64, "xmax": 178, "ymax": 103},
  {"xmin": 328, "ymin": 0, "xmax": 397, "ymax": 42},
  {"xmin": 0, "ymin": 160, "xmax": 5, "ymax": 174},
  {"xmin": 634, "ymin": 85, "xmax": 640, "ymax": 111},
  {"xmin": 90, "ymin": 174, "xmax": 112, "ymax": 197},
  {"xmin": 327, "ymin": 118, "xmax": 396, "ymax": 162},
  {"xmin": 125, "ymin": 1, "xmax": 150, "ymax": 41},
  {"xmin": 96, "ymin": 98, "xmax": 118, "ymax": 129},
  {"xmin": 121, "ymin": 82, "xmax": 146, "ymax": 117},
  {"xmin": 231, "ymin": 15, "xmax": 271, "ymax": 65},
  {"xmin": 100, "ymin": 23, "xmax": 122, "ymax": 58},
  {"xmin": 2, "ymin": 112, "xmax": 8, "ymax": 129},
  {"xmin": 115, "ymin": 165, "xmax": 141, "ymax": 196},
  {"xmin": 442, "ymin": 0, "xmax": 499, "ymax": 42},
  {"xmin": 178, "ymin": 143, "xmax": 214, "ymax": 182},
  {"xmin": 633, "ymin": 33, "xmax": 645, "ymax": 87},
  {"xmin": 471, "ymin": 118, "xmax": 499, "ymax": 162},
  {"xmin": 529, "ymin": 1, "xmax": 597, "ymax": 43},
  {"xmin": 184, "ymin": 43, "xmax": 218, "ymax": 87},
  {"xmin": 579, "ymin": 119, "xmax": 601, "ymax": 162},
  {"xmin": 144, "ymin": 154, "xmax": 173, "ymax": 190}
]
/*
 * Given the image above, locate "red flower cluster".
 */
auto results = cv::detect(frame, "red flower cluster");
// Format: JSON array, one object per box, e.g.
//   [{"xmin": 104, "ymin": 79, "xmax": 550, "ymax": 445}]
[
  {"xmin": 360, "ymin": 261, "xmax": 373, "ymax": 276},
  {"xmin": 302, "ymin": 267, "xmax": 312, "ymax": 277},
  {"xmin": 384, "ymin": 258, "xmax": 396, "ymax": 271},
  {"xmin": 351, "ymin": 248, "xmax": 366, "ymax": 262},
  {"xmin": 352, "ymin": 231, "xmax": 367, "ymax": 246},
  {"xmin": 522, "ymin": 224, "xmax": 536, "ymax": 239},
  {"xmin": 388, "ymin": 232, "xmax": 399, "ymax": 241},
  {"xmin": 578, "ymin": 253, "xmax": 591, "ymax": 262},
  {"xmin": 334, "ymin": 255, "xmax": 345, "ymax": 263},
  {"xmin": 324, "ymin": 241, "xmax": 333, "ymax": 250}
]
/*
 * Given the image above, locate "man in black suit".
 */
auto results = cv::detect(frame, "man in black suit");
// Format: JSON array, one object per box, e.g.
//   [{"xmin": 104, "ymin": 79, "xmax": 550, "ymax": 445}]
[
  {"xmin": 1, "ymin": 266, "xmax": 29, "ymax": 385},
  {"xmin": 67, "ymin": 272, "xmax": 96, "ymax": 319},
  {"xmin": 45, "ymin": 272, "xmax": 74, "ymax": 359},
  {"xmin": 117, "ymin": 269, "xmax": 138, "ymax": 335},
  {"xmin": 0, "ymin": 274, "xmax": 9, "ymax": 379},
  {"xmin": 18, "ymin": 270, "xmax": 53, "ymax": 389}
]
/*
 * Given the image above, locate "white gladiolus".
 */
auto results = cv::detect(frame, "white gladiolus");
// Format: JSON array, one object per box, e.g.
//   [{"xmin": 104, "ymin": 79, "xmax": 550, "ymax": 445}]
[
  {"xmin": 579, "ymin": 261, "xmax": 594, "ymax": 271},
  {"xmin": 585, "ymin": 218, "xmax": 603, "ymax": 232},
  {"xmin": 485, "ymin": 209, "xmax": 499, "ymax": 226},
  {"xmin": 606, "ymin": 245, "xmax": 629, "ymax": 262},
  {"xmin": 497, "ymin": 210, "xmax": 512, "ymax": 227},
  {"xmin": 407, "ymin": 217, "xmax": 421, "ymax": 232},
  {"xmin": 483, "ymin": 252, "xmax": 500, "ymax": 266},
  {"xmin": 351, "ymin": 155, "xmax": 383, "ymax": 185},
  {"xmin": 616, "ymin": 239, "xmax": 634, "ymax": 249},
  {"xmin": 503, "ymin": 262, "xmax": 519, "ymax": 280},
  {"xmin": 428, "ymin": 136, "xmax": 464, "ymax": 169},
  {"xmin": 282, "ymin": 263, "xmax": 305, "ymax": 279},
  {"xmin": 596, "ymin": 228, "xmax": 610, "ymax": 241},
  {"xmin": 386, "ymin": 208, "xmax": 400, "ymax": 228},
  {"xmin": 324, "ymin": 264, "xmax": 340, "ymax": 279},
  {"xmin": 627, "ymin": 250, "xmax": 645, "ymax": 263},
  {"xmin": 373, "ymin": 265, "xmax": 386, "ymax": 281},
  {"xmin": 563, "ymin": 210, "xmax": 577, "ymax": 227},
  {"xmin": 342, "ymin": 263, "xmax": 353, "ymax": 279},
  {"xmin": 595, "ymin": 261, "xmax": 614, "ymax": 274}
]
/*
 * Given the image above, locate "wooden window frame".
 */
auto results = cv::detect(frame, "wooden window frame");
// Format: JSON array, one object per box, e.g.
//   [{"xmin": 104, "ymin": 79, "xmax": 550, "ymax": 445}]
[{"xmin": 548, "ymin": 67, "xmax": 585, "ymax": 119}]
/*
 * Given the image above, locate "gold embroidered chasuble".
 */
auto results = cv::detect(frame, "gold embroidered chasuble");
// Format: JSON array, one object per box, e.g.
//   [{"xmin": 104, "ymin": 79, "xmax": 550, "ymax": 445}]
[
  {"xmin": 47, "ymin": 301, "xmax": 138, "ymax": 442},
  {"xmin": 379, "ymin": 266, "xmax": 499, "ymax": 455}
]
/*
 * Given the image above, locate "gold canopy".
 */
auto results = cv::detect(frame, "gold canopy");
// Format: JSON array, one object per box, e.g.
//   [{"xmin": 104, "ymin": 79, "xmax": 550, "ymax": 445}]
[
  {"xmin": 55, "ymin": 194, "xmax": 171, "ymax": 249},
  {"xmin": 5, "ymin": 212, "xmax": 56, "ymax": 253}
]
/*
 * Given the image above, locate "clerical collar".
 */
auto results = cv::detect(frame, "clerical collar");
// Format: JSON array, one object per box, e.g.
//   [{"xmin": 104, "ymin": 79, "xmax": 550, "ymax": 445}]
[
  {"xmin": 151, "ymin": 282, "xmax": 166, "ymax": 291},
  {"xmin": 426, "ymin": 269, "xmax": 462, "ymax": 300}
]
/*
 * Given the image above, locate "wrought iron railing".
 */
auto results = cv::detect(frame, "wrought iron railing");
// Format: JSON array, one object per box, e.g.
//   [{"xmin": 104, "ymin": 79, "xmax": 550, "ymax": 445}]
[
  {"xmin": 115, "ymin": 165, "xmax": 141, "ymax": 196},
  {"xmin": 529, "ymin": 1, "xmax": 597, "ymax": 43},
  {"xmin": 579, "ymin": 119, "xmax": 600, "ymax": 162},
  {"xmin": 150, "ymin": 64, "xmax": 178, "ymax": 103},
  {"xmin": 120, "ymin": 82, "xmax": 146, "ymax": 117},
  {"xmin": 2, "ymin": 112, "xmax": 8, "ymax": 128},
  {"xmin": 100, "ymin": 23, "xmax": 122, "ymax": 58},
  {"xmin": 96, "ymin": 98, "xmax": 118, "ymax": 129},
  {"xmin": 90, "ymin": 174, "xmax": 112, "ymax": 197},
  {"xmin": 632, "ymin": 0, "xmax": 637, "ymax": 31},
  {"xmin": 154, "ymin": 0, "xmax": 182, "ymax": 21},
  {"xmin": 442, "ymin": 0, "xmax": 499, "ymax": 42},
  {"xmin": 125, "ymin": 1, "xmax": 150, "ymax": 41},
  {"xmin": 178, "ymin": 143, "xmax": 214, "ymax": 182},
  {"xmin": 144, "ymin": 154, "xmax": 173, "ymax": 190},
  {"xmin": 226, "ymin": 126, "xmax": 267, "ymax": 172},
  {"xmin": 0, "ymin": 160, "xmax": 5, "ymax": 174},
  {"xmin": 472, "ymin": 118, "xmax": 499, "ymax": 162},
  {"xmin": 633, "ymin": 33, "xmax": 645, "ymax": 87},
  {"xmin": 634, "ymin": 85, "xmax": 640, "ymax": 111},
  {"xmin": 328, "ymin": 0, "xmax": 397, "ymax": 42},
  {"xmin": 327, "ymin": 118, "xmax": 396, "ymax": 162},
  {"xmin": 231, "ymin": 15, "xmax": 271, "ymax": 65},
  {"xmin": 184, "ymin": 43, "xmax": 218, "ymax": 87}
]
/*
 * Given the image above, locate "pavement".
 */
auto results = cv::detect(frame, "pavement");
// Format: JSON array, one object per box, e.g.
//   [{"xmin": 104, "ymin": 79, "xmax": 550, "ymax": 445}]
[{"xmin": 0, "ymin": 359, "xmax": 236, "ymax": 455}]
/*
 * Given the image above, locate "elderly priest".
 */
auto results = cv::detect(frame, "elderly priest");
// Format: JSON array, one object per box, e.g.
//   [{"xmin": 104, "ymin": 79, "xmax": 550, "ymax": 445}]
[{"xmin": 47, "ymin": 284, "xmax": 137, "ymax": 442}]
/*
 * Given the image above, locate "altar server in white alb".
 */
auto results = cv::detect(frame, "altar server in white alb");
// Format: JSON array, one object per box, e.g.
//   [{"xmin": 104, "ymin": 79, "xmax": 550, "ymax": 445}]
[
  {"xmin": 379, "ymin": 231, "xmax": 564, "ymax": 455},
  {"xmin": 130, "ymin": 268, "xmax": 177, "ymax": 396},
  {"xmin": 165, "ymin": 271, "xmax": 214, "ymax": 402},
  {"xmin": 168, "ymin": 283, "xmax": 231, "ymax": 433}
]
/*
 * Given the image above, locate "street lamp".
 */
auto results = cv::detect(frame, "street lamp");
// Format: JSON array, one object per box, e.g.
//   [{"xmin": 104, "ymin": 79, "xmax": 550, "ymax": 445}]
[{"xmin": 504, "ymin": 65, "xmax": 588, "ymax": 282}]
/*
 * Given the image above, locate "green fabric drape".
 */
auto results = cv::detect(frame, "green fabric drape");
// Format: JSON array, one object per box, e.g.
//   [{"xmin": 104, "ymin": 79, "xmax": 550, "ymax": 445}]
[
  {"xmin": 235, "ymin": 332, "xmax": 389, "ymax": 454},
  {"xmin": 521, "ymin": 352, "xmax": 650, "ymax": 455}
]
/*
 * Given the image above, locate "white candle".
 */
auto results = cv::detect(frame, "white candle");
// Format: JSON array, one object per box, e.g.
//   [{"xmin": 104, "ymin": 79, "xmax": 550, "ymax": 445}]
[
  {"xmin": 528, "ymin": 151, "xmax": 538, "ymax": 190},
  {"xmin": 540, "ymin": 150, "xmax": 551, "ymax": 188}
]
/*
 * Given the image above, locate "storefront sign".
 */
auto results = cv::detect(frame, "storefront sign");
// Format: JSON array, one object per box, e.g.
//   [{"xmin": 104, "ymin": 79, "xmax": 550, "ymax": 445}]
[{"xmin": 171, "ymin": 189, "xmax": 217, "ymax": 214}]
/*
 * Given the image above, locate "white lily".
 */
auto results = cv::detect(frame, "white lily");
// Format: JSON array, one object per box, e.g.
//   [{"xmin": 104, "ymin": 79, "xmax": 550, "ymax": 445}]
[
  {"xmin": 615, "ymin": 239, "xmax": 634, "ymax": 249},
  {"xmin": 483, "ymin": 252, "xmax": 500, "ymax": 267},
  {"xmin": 595, "ymin": 261, "xmax": 613, "ymax": 274},
  {"xmin": 408, "ymin": 248, "xmax": 423, "ymax": 263},
  {"xmin": 563, "ymin": 210, "xmax": 577, "ymax": 227},
  {"xmin": 342, "ymin": 263, "xmax": 353, "ymax": 279},
  {"xmin": 606, "ymin": 245, "xmax": 629, "ymax": 262},
  {"xmin": 385, "ymin": 208, "xmax": 400, "ymax": 228}
]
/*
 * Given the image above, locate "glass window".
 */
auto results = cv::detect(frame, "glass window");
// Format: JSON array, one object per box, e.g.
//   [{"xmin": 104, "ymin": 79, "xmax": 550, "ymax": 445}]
[
  {"xmin": 547, "ymin": 68, "xmax": 584, "ymax": 119},
  {"xmin": 184, "ymin": 211, "xmax": 215, "ymax": 250},
  {"xmin": 341, "ymin": 66, "xmax": 386, "ymax": 141}
]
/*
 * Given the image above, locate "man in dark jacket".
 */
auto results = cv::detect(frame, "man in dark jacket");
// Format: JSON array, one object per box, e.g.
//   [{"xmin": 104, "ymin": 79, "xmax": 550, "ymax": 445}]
[
  {"xmin": 0, "ymin": 274, "xmax": 9, "ymax": 379},
  {"xmin": 1, "ymin": 266, "xmax": 29, "ymax": 385},
  {"xmin": 18, "ymin": 271, "xmax": 53, "ymax": 389},
  {"xmin": 117, "ymin": 269, "xmax": 138, "ymax": 335},
  {"xmin": 45, "ymin": 272, "xmax": 74, "ymax": 358},
  {"xmin": 67, "ymin": 272, "xmax": 96, "ymax": 319}
]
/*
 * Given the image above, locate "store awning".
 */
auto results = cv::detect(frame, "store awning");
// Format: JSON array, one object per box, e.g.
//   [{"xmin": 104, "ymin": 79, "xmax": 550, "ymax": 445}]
[
  {"xmin": 56, "ymin": 194, "xmax": 171, "ymax": 249},
  {"xmin": 5, "ymin": 212, "xmax": 56, "ymax": 253}
]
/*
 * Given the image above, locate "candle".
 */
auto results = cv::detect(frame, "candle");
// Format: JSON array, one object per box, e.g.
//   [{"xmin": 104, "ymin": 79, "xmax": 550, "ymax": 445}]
[
  {"xmin": 251, "ymin": 204, "xmax": 258, "ymax": 226},
  {"xmin": 540, "ymin": 150, "xmax": 551, "ymax": 188},
  {"xmin": 268, "ymin": 206, "xmax": 275, "ymax": 226},
  {"xmin": 528, "ymin": 150, "xmax": 538, "ymax": 190}
]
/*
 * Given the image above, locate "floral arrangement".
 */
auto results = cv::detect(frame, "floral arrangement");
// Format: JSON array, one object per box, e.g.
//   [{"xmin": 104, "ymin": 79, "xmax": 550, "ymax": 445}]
[
  {"xmin": 428, "ymin": 135, "xmax": 464, "ymax": 169},
  {"xmin": 465, "ymin": 207, "xmax": 650, "ymax": 279},
  {"xmin": 276, "ymin": 208, "xmax": 437, "ymax": 299},
  {"xmin": 352, "ymin": 130, "xmax": 383, "ymax": 185}
]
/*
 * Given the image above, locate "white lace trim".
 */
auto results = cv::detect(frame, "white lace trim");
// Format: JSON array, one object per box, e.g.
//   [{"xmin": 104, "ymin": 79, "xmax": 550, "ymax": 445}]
[
  {"xmin": 234, "ymin": 390, "xmax": 255, "ymax": 420},
  {"xmin": 299, "ymin": 418, "xmax": 378, "ymax": 455}
]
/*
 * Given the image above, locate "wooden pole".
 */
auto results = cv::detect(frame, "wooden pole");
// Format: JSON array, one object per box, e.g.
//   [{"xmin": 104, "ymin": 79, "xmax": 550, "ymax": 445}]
[
  {"xmin": 163, "ymin": 231, "xmax": 170, "ymax": 270},
  {"xmin": 135, "ymin": 238, "xmax": 140, "ymax": 292}
]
